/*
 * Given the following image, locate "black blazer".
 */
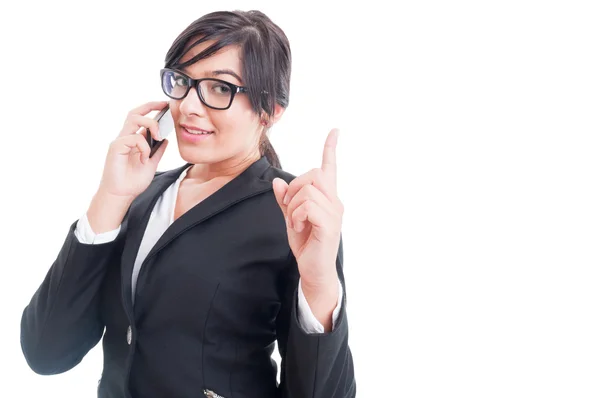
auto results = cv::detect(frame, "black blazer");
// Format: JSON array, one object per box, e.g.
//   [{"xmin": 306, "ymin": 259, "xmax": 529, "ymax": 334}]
[{"xmin": 20, "ymin": 156, "xmax": 356, "ymax": 398}]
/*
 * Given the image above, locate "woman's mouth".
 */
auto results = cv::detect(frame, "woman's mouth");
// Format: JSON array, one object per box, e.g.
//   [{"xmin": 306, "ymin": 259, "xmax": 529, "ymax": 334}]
[{"xmin": 181, "ymin": 126, "xmax": 214, "ymax": 142}]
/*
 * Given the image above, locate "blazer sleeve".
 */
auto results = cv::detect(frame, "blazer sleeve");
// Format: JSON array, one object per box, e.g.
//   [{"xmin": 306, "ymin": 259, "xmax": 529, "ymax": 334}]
[
  {"xmin": 20, "ymin": 211, "xmax": 128, "ymax": 375},
  {"xmin": 276, "ymin": 235, "xmax": 356, "ymax": 398}
]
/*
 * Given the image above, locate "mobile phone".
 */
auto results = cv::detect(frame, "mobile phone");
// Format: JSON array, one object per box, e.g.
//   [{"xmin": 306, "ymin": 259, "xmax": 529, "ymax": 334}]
[{"xmin": 146, "ymin": 104, "xmax": 174, "ymax": 158}]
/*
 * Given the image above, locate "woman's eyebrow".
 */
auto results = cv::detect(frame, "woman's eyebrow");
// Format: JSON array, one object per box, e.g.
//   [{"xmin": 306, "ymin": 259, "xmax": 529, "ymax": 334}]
[{"xmin": 212, "ymin": 69, "xmax": 243, "ymax": 83}]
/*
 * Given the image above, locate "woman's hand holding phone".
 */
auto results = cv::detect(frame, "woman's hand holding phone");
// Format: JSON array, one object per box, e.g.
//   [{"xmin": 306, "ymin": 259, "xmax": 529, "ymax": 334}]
[
  {"xmin": 98, "ymin": 101, "xmax": 170, "ymax": 200},
  {"xmin": 86, "ymin": 101, "xmax": 171, "ymax": 234}
]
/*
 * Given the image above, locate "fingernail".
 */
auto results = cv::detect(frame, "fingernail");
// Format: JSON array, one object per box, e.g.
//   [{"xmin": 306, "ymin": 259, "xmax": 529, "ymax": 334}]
[{"xmin": 283, "ymin": 194, "xmax": 290, "ymax": 205}]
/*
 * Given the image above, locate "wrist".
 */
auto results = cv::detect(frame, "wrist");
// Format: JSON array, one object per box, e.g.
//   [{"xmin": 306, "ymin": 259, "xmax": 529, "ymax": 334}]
[
  {"xmin": 95, "ymin": 188, "xmax": 136, "ymax": 204},
  {"xmin": 301, "ymin": 273, "xmax": 338, "ymax": 299},
  {"xmin": 300, "ymin": 275, "xmax": 339, "ymax": 332},
  {"xmin": 86, "ymin": 190, "xmax": 133, "ymax": 234}
]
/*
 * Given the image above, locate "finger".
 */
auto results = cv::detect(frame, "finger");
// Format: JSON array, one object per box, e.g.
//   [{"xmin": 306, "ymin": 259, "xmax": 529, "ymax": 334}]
[
  {"xmin": 272, "ymin": 178, "xmax": 290, "ymax": 223},
  {"xmin": 148, "ymin": 139, "xmax": 169, "ymax": 166},
  {"xmin": 273, "ymin": 178, "xmax": 292, "ymax": 228},
  {"xmin": 118, "ymin": 101, "xmax": 168, "ymax": 138},
  {"xmin": 118, "ymin": 134, "xmax": 151, "ymax": 164},
  {"xmin": 291, "ymin": 200, "xmax": 329, "ymax": 235},
  {"xmin": 120, "ymin": 115, "xmax": 161, "ymax": 141},
  {"xmin": 292, "ymin": 218, "xmax": 306, "ymax": 234},
  {"xmin": 321, "ymin": 128, "xmax": 339, "ymax": 181},
  {"xmin": 129, "ymin": 101, "xmax": 169, "ymax": 118},
  {"xmin": 286, "ymin": 184, "xmax": 331, "ymax": 229},
  {"xmin": 283, "ymin": 168, "xmax": 336, "ymax": 206},
  {"xmin": 272, "ymin": 178, "xmax": 289, "ymax": 209}
]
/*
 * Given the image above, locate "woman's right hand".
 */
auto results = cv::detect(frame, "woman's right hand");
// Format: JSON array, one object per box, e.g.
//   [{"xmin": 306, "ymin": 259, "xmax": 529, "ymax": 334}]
[{"xmin": 97, "ymin": 101, "xmax": 171, "ymax": 200}]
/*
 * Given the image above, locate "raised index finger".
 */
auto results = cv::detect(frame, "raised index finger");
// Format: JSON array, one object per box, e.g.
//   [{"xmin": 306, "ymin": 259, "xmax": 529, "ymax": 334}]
[{"xmin": 321, "ymin": 128, "xmax": 339, "ymax": 178}]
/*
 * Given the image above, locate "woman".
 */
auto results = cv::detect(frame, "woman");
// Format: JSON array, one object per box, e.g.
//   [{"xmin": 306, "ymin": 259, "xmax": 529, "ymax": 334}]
[{"xmin": 20, "ymin": 9, "xmax": 355, "ymax": 398}]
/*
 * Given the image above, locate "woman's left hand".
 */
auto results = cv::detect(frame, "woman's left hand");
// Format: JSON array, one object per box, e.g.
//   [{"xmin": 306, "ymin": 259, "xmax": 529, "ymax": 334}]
[{"xmin": 273, "ymin": 129, "xmax": 343, "ymax": 318}]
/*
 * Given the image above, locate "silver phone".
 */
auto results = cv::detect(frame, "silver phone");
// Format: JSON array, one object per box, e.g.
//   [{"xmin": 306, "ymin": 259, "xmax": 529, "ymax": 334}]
[{"xmin": 147, "ymin": 105, "xmax": 174, "ymax": 158}]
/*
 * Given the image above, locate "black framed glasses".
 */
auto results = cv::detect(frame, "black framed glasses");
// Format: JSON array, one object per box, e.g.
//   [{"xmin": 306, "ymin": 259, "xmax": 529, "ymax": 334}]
[{"xmin": 160, "ymin": 68, "xmax": 248, "ymax": 110}]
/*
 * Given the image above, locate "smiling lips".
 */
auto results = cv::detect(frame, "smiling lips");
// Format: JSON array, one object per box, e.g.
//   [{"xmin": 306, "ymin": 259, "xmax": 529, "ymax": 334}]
[
  {"xmin": 180, "ymin": 124, "xmax": 214, "ymax": 142},
  {"xmin": 181, "ymin": 124, "xmax": 214, "ymax": 135}
]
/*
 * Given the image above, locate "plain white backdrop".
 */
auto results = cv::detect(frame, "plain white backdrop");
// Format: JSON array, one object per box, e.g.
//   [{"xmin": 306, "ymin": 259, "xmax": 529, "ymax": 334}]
[{"xmin": 1, "ymin": 0, "xmax": 599, "ymax": 396}]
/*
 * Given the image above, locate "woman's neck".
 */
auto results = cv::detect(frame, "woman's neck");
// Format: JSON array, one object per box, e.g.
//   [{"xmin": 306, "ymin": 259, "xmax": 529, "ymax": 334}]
[{"xmin": 184, "ymin": 151, "xmax": 261, "ymax": 184}]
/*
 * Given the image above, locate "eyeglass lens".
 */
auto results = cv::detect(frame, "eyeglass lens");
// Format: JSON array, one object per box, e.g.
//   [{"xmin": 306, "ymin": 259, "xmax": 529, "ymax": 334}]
[{"xmin": 161, "ymin": 70, "xmax": 234, "ymax": 109}]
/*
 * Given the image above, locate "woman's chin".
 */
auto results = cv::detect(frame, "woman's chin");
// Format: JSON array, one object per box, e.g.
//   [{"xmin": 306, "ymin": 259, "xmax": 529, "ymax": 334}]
[{"xmin": 178, "ymin": 146, "xmax": 219, "ymax": 165}]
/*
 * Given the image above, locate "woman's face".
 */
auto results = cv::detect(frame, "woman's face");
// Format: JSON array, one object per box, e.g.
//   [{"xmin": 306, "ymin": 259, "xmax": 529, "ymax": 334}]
[{"xmin": 169, "ymin": 40, "xmax": 263, "ymax": 167}]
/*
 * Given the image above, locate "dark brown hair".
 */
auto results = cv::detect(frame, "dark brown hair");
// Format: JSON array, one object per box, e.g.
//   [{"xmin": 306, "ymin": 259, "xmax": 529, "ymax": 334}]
[{"xmin": 164, "ymin": 10, "xmax": 292, "ymax": 169}]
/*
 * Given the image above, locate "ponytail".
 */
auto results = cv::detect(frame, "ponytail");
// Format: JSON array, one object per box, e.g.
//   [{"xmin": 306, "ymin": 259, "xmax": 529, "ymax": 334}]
[{"xmin": 260, "ymin": 133, "xmax": 281, "ymax": 169}]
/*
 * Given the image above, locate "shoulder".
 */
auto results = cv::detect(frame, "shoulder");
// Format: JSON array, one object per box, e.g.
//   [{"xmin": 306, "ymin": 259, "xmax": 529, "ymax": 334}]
[
  {"xmin": 252, "ymin": 163, "xmax": 297, "ymax": 218},
  {"xmin": 260, "ymin": 164, "xmax": 297, "ymax": 185}
]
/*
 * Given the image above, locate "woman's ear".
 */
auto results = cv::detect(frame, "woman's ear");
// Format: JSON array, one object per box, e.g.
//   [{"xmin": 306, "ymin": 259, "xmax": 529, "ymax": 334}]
[
  {"xmin": 259, "ymin": 104, "xmax": 286, "ymax": 128},
  {"xmin": 262, "ymin": 104, "xmax": 286, "ymax": 127},
  {"xmin": 271, "ymin": 104, "xmax": 285, "ymax": 124}
]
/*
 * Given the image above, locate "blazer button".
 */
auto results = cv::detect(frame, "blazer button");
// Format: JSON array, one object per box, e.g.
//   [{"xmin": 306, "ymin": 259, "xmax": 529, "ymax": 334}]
[{"xmin": 127, "ymin": 325, "xmax": 132, "ymax": 345}]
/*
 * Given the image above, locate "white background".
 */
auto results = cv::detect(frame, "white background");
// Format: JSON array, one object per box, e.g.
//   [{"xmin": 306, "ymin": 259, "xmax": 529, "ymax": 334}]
[{"xmin": 1, "ymin": 0, "xmax": 599, "ymax": 397}]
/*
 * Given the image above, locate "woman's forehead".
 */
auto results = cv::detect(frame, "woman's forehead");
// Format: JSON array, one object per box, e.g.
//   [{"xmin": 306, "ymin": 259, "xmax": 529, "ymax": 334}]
[{"xmin": 180, "ymin": 39, "xmax": 242, "ymax": 78}]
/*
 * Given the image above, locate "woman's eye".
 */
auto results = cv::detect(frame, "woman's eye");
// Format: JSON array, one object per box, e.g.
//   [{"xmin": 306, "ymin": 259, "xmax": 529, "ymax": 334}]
[
  {"xmin": 174, "ymin": 77, "xmax": 188, "ymax": 86},
  {"xmin": 212, "ymin": 83, "xmax": 231, "ymax": 95}
]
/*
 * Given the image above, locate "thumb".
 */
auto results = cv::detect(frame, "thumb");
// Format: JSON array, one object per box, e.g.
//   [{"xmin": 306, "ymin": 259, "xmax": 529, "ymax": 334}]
[
  {"xmin": 272, "ymin": 177, "xmax": 289, "ymax": 213},
  {"xmin": 148, "ymin": 139, "xmax": 169, "ymax": 166}
]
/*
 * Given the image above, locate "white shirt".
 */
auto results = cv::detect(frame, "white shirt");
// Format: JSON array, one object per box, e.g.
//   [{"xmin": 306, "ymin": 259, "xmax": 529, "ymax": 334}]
[{"xmin": 74, "ymin": 165, "xmax": 343, "ymax": 334}]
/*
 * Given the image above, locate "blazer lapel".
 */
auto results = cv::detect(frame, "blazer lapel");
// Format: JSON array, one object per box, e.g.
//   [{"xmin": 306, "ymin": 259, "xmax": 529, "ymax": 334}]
[
  {"xmin": 148, "ymin": 156, "xmax": 273, "ymax": 259},
  {"xmin": 120, "ymin": 163, "xmax": 191, "ymax": 310},
  {"xmin": 119, "ymin": 156, "xmax": 273, "ymax": 310}
]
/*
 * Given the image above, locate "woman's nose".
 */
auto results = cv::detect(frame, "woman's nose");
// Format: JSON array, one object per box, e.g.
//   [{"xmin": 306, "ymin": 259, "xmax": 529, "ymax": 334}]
[{"xmin": 179, "ymin": 86, "xmax": 209, "ymax": 117}]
